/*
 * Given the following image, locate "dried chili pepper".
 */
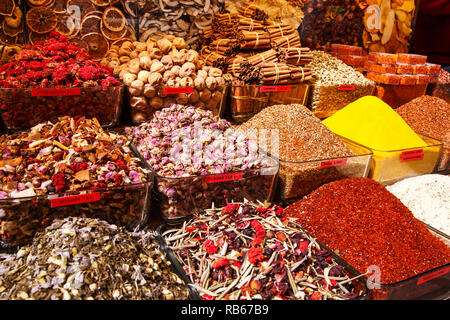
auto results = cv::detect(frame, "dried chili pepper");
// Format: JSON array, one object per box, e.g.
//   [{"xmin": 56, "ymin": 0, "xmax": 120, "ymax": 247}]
[
  {"xmin": 204, "ymin": 240, "xmax": 218, "ymax": 254},
  {"xmin": 51, "ymin": 173, "xmax": 66, "ymax": 192}
]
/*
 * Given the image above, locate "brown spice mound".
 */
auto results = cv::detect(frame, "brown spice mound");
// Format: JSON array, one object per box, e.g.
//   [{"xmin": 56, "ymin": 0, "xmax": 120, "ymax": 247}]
[
  {"xmin": 239, "ymin": 104, "xmax": 353, "ymax": 161},
  {"xmin": 396, "ymin": 95, "xmax": 450, "ymax": 147},
  {"xmin": 285, "ymin": 177, "xmax": 450, "ymax": 284}
]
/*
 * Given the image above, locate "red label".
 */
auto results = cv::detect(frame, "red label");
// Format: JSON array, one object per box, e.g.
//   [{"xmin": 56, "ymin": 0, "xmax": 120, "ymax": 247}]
[
  {"xmin": 164, "ymin": 87, "xmax": 194, "ymax": 94},
  {"xmin": 32, "ymin": 88, "xmax": 81, "ymax": 97},
  {"xmin": 400, "ymin": 149, "xmax": 424, "ymax": 162},
  {"xmin": 320, "ymin": 158, "xmax": 348, "ymax": 168},
  {"xmin": 50, "ymin": 192, "xmax": 101, "ymax": 208},
  {"xmin": 204, "ymin": 172, "xmax": 244, "ymax": 184},
  {"xmin": 338, "ymin": 85, "xmax": 356, "ymax": 91},
  {"xmin": 417, "ymin": 266, "xmax": 450, "ymax": 285},
  {"xmin": 260, "ymin": 85, "xmax": 291, "ymax": 92}
]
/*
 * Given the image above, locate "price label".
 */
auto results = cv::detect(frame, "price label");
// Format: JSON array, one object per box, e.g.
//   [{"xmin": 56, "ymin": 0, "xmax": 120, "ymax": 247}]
[
  {"xmin": 50, "ymin": 192, "xmax": 101, "ymax": 208},
  {"xmin": 417, "ymin": 266, "xmax": 450, "ymax": 285},
  {"xmin": 32, "ymin": 88, "xmax": 81, "ymax": 97},
  {"xmin": 320, "ymin": 158, "xmax": 348, "ymax": 168},
  {"xmin": 338, "ymin": 85, "xmax": 356, "ymax": 91},
  {"xmin": 260, "ymin": 85, "xmax": 291, "ymax": 92},
  {"xmin": 205, "ymin": 172, "xmax": 244, "ymax": 184},
  {"xmin": 164, "ymin": 87, "xmax": 194, "ymax": 94},
  {"xmin": 400, "ymin": 149, "xmax": 424, "ymax": 162}
]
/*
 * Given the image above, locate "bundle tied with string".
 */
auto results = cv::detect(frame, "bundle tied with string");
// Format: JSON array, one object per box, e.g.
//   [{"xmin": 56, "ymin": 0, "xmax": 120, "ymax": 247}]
[
  {"xmin": 200, "ymin": 47, "xmax": 229, "ymax": 70},
  {"xmin": 260, "ymin": 62, "xmax": 312, "ymax": 84},
  {"xmin": 210, "ymin": 38, "xmax": 240, "ymax": 57},
  {"xmin": 237, "ymin": 2, "xmax": 269, "ymax": 21},
  {"xmin": 237, "ymin": 30, "xmax": 271, "ymax": 50},
  {"xmin": 212, "ymin": 13, "xmax": 239, "ymax": 39},
  {"xmin": 236, "ymin": 17, "xmax": 266, "ymax": 32},
  {"xmin": 227, "ymin": 55, "xmax": 247, "ymax": 78},
  {"xmin": 271, "ymin": 32, "xmax": 301, "ymax": 49},
  {"xmin": 280, "ymin": 47, "xmax": 313, "ymax": 66}
]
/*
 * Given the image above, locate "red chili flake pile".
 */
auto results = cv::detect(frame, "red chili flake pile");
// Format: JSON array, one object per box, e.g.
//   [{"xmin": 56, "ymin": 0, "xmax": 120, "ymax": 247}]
[
  {"xmin": 396, "ymin": 95, "xmax": 449, "ymax": 146},
  {"xmin": 285, "ymin": 177, "xmax": 450, "ymax": 284},
  {"xmin": 0, "ymin": 32, "xmax": 120, "ymax": 89}
]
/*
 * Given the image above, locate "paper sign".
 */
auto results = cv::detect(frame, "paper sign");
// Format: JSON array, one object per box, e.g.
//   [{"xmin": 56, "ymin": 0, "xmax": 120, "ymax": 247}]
[
  {"xmin": 320, "ymin": 158, "xmax": 348, "ymax": 168},
  {"xmin": 417, "ymin": 266, "xmax": 450, "ymax": 285},
  {"xmin": 260, "ymin": 86, "xmax": 291, "ymax": 92},
  {"xmin": 164, "ymin": 87, "xmax": 194, "ymax": 94},
  {"xmin": 400, "ymin": 149, "xmax": 424, "ymax": 162},
  {"xmin": 205, "ymin": 172, "xmax": 244, "ymax": 184},
  {"xmin": 338, "ymin": 85, "xmax": 356, "ymax": 91},
  {"xmin": 51, "ymin": 192, "xmax": 101, "ymax": 208},
  {"xmin": 32, "ymin": 88, "xmax": 81, "ymax": 96}
]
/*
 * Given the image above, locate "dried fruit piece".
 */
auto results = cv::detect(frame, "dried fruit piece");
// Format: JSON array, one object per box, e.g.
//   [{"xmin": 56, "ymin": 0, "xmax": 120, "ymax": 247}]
[
  {"xmin": 2, "ymin": 20, "xmax": 22, "ymax": 38},
  {"xmin": 80, "ymin": 14, "xmax": 101, "ymax": 36},
  {"xmin": 52, "ymin": 0, "xmax": 69, "ymax": 14},
  {"xmin": 381, "ymin": 9, "xmax": 395, "ymax": 45},
  {"xmin": 89, "ymin": 0, "xmax": 119, "ymax": 6},
  {"xmin": 100, "ymin": 20, "xmax": 127, "ymax": 41},
  {"xmin": 55, "ymin": 13, "xmax": 78, "ymax": 38},
  {"xmin": 0, "ymin": 31, "xmax": 17, "ymax": 46},
  {"xmin": 0, "ymin": 0, "xmax": 15, "ymax": 16},
  {"xmin": 82, "ymin": 32, "xmax": 109, "ymax": 60},
  {"xmin": 69, "ymin": 37, "xmax": 89, "ymax": 52},
  {"xmin": 111, "ymin": 37, "xmax": 133, "ymax": 48},
  {"xmin": 102, "ymin": 6, "xmax": 126, "ymax": 32},
  {"xmin": 67, "ymin": 0, "xmax": 96, "ymax": 17},
  {"xmin": 4, "ymin": 6, "xmax": 23, "ymax": 29},
  {"xmin": 26, "ymin": 7, "xmax": 57, "ymax": 35}
]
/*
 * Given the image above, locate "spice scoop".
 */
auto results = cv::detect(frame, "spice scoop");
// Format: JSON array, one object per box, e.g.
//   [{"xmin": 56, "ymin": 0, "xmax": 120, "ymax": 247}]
[{"xmin": 160, "ymin": 201, "xmax": 368, "ymax": 300}]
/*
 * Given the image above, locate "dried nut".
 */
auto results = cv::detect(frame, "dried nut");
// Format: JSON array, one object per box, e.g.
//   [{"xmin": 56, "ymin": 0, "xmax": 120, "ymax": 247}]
[
  {"xmin": 108, "ymin": 60, "xmax": 119, "ymax": 70},
  {"xmin": 197, "ymin": 69, "xmax": 208, "ymax": 79},
  {"xmin": 146, "ymin": 42, "xmax": 156, "ymax": 52},
  {"xmin": 176, "ymin": 93, "xmax": 189, "ymax": 105},
  {"xmin": 209, "ymin": 68, "xmax": 222, "ymax": 78},
  {"xmin": 130, "ymin": 96, "xmax": 148, "ymax": 111},
  {"xmin": 179, "ymin": 62, "xmax": 195, "ymax": 78},
  {"xmin": 205, "ymin": 76, "xmax": 217, "ymax": 90},
  {"xmin": 171, "ymin": 65, "xmax": 181, "ymax": 76},
  {"xmin": 129, "ymin": 80, "xmax": 144, "ymax": 96},
  {"xmin": 140, "ymin": 56, "xmax": 152, "ymax": 70},
  {"xmin": 189, "ymin": 89, "xmax": 200, "ymax": 103},
  {"xmin": 130, "ymin": 50, "xmax": 139, "ymax": 59},
  {"xmin": 123, "ymin": 73, "xmax": 137, "ymax": 86},
  {"xmin": 185, "ymin": 50, "xmax": 199, "ymax": 64},
  {"xmin": 119, "ymin": 69, "xmax": 129, "ymax": 79},
  {"xmin": 147, "ymin": 72, "xmax": 163, "ymax": 86},
  {"xmin": 161, "ymin": 55, "xmax": 173, "ymax": 70},
  {"xmin": 157, "ymin": 38, "xmax": 173, "ymax": 54},
  {"xmin": 119, "ymin": 46, "xmax": 133, "ymax": 57},
  {"xmin": 143, "ymin": 84, "xmax": 156, "ymax": 98},
  {"xmin": 180, "ymin": 77, "xmax": 194, "ymax": 87},
  {"xmin": 171, "ymin": 50, "xmax": 186, "ymax": 65},
  {"xmin": 150, "ymin": 48, "xmax": 163, "ymax": 60},
  {"xmin": 138, "ymin": 51, "xmax": 149, "ymax": 58},
  {"xmin": 128, "ymin": 58, "xmax": 141, "ymax": 74},
  {"xmin": 137, "ymin": 71, "xmax": 150, "ymax": 83},
  {"xmin": 150, "ymin": 97, "xmax": 163, "ymax": 109},
  {"xmin": 163, "ymin": 70, "xmax": 176, "ymax": 82},
  {"xmin": 164, "ymin": 35, "xmax": 176, "ymax": 42},
  {"xmin": 151, "ymin": 61, "xmax": 165, "ymax": 73},
  {"xmin": 200, "ymin": 89, "xmax": 211, "ymax": 102},
  {"xmin": 194, "ymin": 77, "xmax": 206, "ymax": 90},
  {"xmin": 172, "ymin": 38, "xmax": 186, "ymax": 50},
  {"xmin": 119, "ymin": 56, "xmax": 131, "ymax": 64},
  {"xmin": 135, "ymin": 42, "xmax": 147, "ymax": 52}
]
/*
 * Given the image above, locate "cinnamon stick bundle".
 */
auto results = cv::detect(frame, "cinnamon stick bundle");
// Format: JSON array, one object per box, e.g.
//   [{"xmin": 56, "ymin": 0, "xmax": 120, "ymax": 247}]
[
  {"xmin": 282, "ymin": 47, "xmax": 313, "ymax": 66},
  {"xmin": 236, "ymin": 16, "xmax": 266, "ymax": 32},
  {"xmin": 266, "ymin": 21, "xmax": 297, "ymax": 39},
  {"xmin": 210, "ymin": 39, "xmax": 240, "ymax": 57},
  {"xmin": 259, "ymin": 62, "xmax": 291, "ymax": 84},
  {"xmin": 246, "ymin": 49, "xmax": 278, "ymax": 67},
  {"xmin": 238, "ymin": 2, "xmax": 268, "ymax": 21},
  {"xmin": 200, "ymin": 48, "xmax": 229, "ymax": 70},
  {"xmin": 237, "ymin": 31, "xmax": 271, "ymax": 50},
  {"xmin": 227, "ymin": 56, "xmax": 247, "ymax": 78},
  {"xmin": 288, "ymin": 65, "xmax": 313, "ymax": 82},
  {"xmin": 212, "ymin": 13, "xmax": 239, "ymax": 38},
  {"xmin": 271, "ymin": 32, "xmax": 301, "ymax": 49}
]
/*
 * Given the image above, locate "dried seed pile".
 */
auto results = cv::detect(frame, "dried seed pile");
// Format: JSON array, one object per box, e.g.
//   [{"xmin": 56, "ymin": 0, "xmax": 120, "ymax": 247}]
[
  {"xmin": 0, "ymin": 217, "xmax": 189, "ymax": 300},
  {"xmin": 386, "ymin": 174, "xmax": 450, "ymax": 236},
  {"xmin": 285, "ymin": 177, "xmax": 450, "ymax": 284},
  {"xmin": 307, "ymin": 50, "xmax": 374, "ymax": 118},
  {"xmin": 162, "ymin": 202, "xmax": 366, "ymax": 300},
  {"xmin": 239, "ymin": 104, "xmax": 362, "ymax": 199}
]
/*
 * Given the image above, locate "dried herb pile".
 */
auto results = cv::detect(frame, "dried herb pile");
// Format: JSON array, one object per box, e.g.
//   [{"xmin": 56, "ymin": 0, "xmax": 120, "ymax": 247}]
[{"xmin": 0, "ymin": 217, "xmax": 189, "ymax": 300}]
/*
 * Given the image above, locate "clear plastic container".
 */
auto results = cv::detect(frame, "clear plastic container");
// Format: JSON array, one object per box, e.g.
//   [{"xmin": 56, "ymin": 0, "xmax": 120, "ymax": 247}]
[
  {"xmin": 277, "ymin": 137, "xmax": 373, "ymax": 200},
  {"xmin": 0, "ymin": 85, "xmax": 124, "ymax": 131},
  {"xmin": 0, "ymin": 149, "xmax": 153, "ymax": 248},
  {"xmin": 309, "ymin": 81, "xmax": 375, "ymax": 119},
  {"xmin": 149, "ymin": 156, "xmax": 279, "ymax": 223},
  {"xmin": 229, "ymin": 83, "xmax": 311, "ymax": 123},
  {"xmin": 372, "ymin": 83, "xmax": 428, "ymax": 109},
  {"xmin": 366, "ymin": 135, "xmax": 443, "ymax": 185},
  {"xmin": 129, "ymin": 84, "xmax": 228, "ymax": 124}
]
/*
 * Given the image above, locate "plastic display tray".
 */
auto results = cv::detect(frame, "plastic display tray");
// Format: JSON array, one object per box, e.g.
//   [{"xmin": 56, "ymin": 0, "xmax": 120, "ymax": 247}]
[
  {"xmin": 157, "ymin": 223, "xmax": 370, "ymax": 300},
  {"xmin": 276, "ymin": 137, "xmax": 373, "ymax": 201},
  {"xmin": 0, "ymin": 85, "xmax": 124, "ymax": 132},
  {"xmin": 0, "ymin": 147, "xmax": 152, "ymax": 248},
  {"xmin": 229, "ymin": 83, "xmax": 310, "ymax": 123}
]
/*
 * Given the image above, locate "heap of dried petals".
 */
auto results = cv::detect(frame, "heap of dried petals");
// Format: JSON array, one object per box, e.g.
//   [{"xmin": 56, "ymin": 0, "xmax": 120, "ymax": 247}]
[
  {"xmin": 162, "ymin": 201, "xmax": 367, "ymax": 300},
  {"xmin": 0, "ymin": 32, "xmax": 120, "ymax": 89}
]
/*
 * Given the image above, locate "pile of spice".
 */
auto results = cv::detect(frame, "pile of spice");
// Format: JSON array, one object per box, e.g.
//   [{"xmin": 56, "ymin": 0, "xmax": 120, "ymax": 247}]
[
  {"xmin": 386, "ymin": 174, "xmax": 450, "ymax": 236},
  {"xmin": 285, "ymin": 177, "xmax": 450, "ymax": 284},
  {"xmin": 307, "ymin": 50, "xmax": 374, "ymax": 118},
  {"xmin": 100, "ymin": 35, "xmax": 226, "ymax": 123},
  {"xmin": 0, "ymin": 116, "xmax": 150, "ymax": 245},
  {"xmin": 0, "ymin": 217, "xmax": 189, "ymax": 300},
  {"xmin": 0, "ymin": 32, "xmax": 123, "ymax": 130},
  {"xmin": 162, "ymin": 202, "xmax": 367, "ymax": 300},
  {"xmin": 396, "ymin": 95, "xmax": 449, "ymax": 171},
  {"xmin": 126, "ymin": 105, "xmax": 276, "ymax": 220},
  {"xmin": 430, "ymin": 69, "xmax": 450, "ymax": 105},
  {"xmin": 323, "ymin": 96, "xmax": 440, "ymax": 183},
  {"xmin": 239, "ymin": 104, "xmax": 367, "ymax": 200}
]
